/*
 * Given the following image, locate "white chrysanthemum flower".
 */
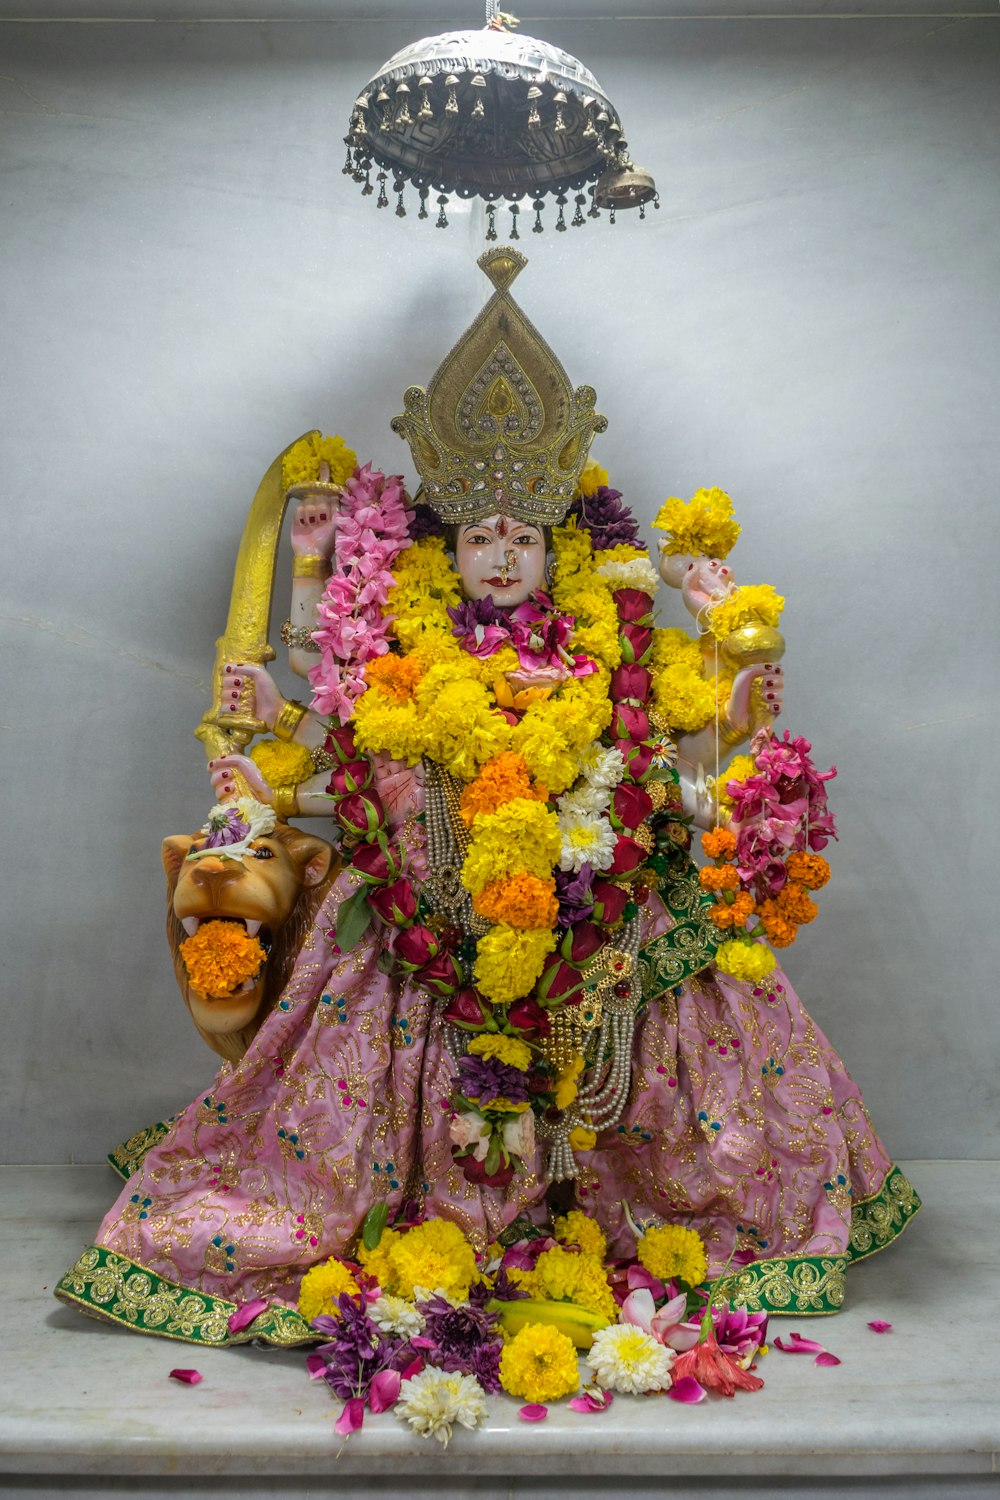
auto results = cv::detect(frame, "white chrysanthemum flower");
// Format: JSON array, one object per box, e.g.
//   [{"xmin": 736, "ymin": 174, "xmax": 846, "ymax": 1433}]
[
  {"xmin": 558, "ymin": 782, "xmax": 611, "ymax": 819},
  {"xmin": 595, "ymin": 556, "xmax": 661, "ymax": 595},
  {"xmin": 577, "ymin": 744, "xmax": 627, "ymax": 792},
  {"xmin": 395, "ymin": 1368, "xmax": 488, "ymax": 1445},
  {"xmin": 558, "ymin": 811, "xmax": 617, "ymax": 873},
  {"xmin": 368, "ymin": 1293, "xmax": 426, "ymax": 1339},
  {"xmin": 586, "ymin": 1324, "xmax": 676, "ymax": 1394}
]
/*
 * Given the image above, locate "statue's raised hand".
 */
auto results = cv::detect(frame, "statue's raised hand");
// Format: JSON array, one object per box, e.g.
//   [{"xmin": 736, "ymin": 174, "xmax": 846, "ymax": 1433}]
[
  {"xmin": 291, "ymin": 493, "xmax": 339, "ymax": 561},
  {"xmin": 221, "ymin": 662, "xmax": 283, "ymax": 731},
  {"xmin": 726, "ymin": 661, "xmax": 784, "ymax": 737},
  {"xmin": 208, "ymin": 753, "xmax": 272, "ymax": 805}
]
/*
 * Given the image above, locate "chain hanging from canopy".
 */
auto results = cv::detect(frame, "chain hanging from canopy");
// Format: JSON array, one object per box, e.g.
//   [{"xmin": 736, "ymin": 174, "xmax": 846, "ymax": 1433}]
[{"xmin": 343, "ymin": 5, "xmax": 658, "ymax": 234}]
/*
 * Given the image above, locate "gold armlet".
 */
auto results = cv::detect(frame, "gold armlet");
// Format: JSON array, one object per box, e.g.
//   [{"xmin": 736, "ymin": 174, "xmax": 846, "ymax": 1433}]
[
  {"xmin": 272, "ymin": 783, "xmax": 301, "ymax": 820},
  {"xmin": 274, "ymin": 699, "xmax": 308, "ymax": 742},
  {"xmin": 292, "ymin": 554, "xmax": 331, "ymax": 581},
  {"xmin": 280, "ymin": 619, "xmax": 321, "ymax": 653}
]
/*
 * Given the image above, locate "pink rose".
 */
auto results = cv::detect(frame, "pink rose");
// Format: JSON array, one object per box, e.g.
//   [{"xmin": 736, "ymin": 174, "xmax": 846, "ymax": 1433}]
[
  {"xmin": 506, "ymin": 998, "xmax": 551, "ymax": 1038},
  {"xmin": 442, "ymin": 987, "xmax": 490, "ymax": 1029},
  {"xmin": 393, "ymin": 924, "xmax": 440, "ymax": 971},
  {"xmin": 327, "ymin": 759, "xmax": 373, "ymax": 796},
  {"xmin": 619, "ymin": 623, "xmax": 653, "ymax": 665},
  {"xmin": 459, "ymin": 1153, "xmax": 515, "ymax": 1189},
  {"xmin": 414, "ymin": 952, "xmax": 463, "ymax": 998},
  {"xmin": 536, "ymin": 960, "xmax": 585, "ymax": 1006},
  {"xmin": 367, "ymin": 877, "xmax": 417, "ymax": 925},
  {"xmin": 611, "ymin": 704, "xmax": 650, "ymax": 741},
  {"xmin": 449, "ymin": 1111, "xmax": 491, "ymax": 1162},
  {"xmin": 610, "ymin": 665, "xmax": 653, "ymax": 704},
  {"xmin": 613, "ymin": 588, "xmax": 655, "ymax": 623},
  {"xmin": 614, "ymin": 741, "xmax": 654, "ymax": 780},
  {"xmin": 591, "ymin": 879, "xmax": 629, "ymax": 925},
  {"xmin": 351, "ymin": 841, "xmax": 402, "ymax": 884},
  {"xmin": 559, "ymin": 920, "xmax": 604, "ymax": 964},
  {"xmin": 611, "ymin": 783, "xmax": 654, "ymax": 832},
  {"xmin": 501, "ymin": 1110, "xmax": 536, "ymax": 1160},
  {"xmin": 324, "ymin": 724, "xmax": 358, "ymax": 763},
  {"xmin": 335, "ymin": 790, "xmax": 385, "ymax": 839},
  {"xmin": 609, "ymin": 835, "xmax": 646, "ymax": 876}
]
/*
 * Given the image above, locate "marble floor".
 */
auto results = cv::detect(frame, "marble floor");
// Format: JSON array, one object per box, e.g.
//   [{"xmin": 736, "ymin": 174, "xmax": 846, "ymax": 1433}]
[{"xmin": 1, "ymin": 1161, "xmax": 997, "ymax": 1499}]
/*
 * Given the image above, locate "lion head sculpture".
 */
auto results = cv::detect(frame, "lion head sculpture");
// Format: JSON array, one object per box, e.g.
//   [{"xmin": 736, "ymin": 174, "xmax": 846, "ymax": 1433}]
[{"xmin": 162, "ymin": 818, "xmax": 337, "ymax": 1063}]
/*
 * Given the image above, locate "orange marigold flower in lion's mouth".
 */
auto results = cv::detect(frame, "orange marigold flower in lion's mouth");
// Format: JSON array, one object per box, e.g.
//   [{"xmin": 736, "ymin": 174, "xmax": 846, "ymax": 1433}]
[{"xmin": 180, "ymin": 920, "xmax": 265, "ymax": 998}]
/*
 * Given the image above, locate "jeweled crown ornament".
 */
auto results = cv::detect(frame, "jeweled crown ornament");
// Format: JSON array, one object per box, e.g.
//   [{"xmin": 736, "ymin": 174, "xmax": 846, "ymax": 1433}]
[
  {"xmin": 344, "ymin": 4, "xmax": 658, "ymax": 235},
  {"xmin": 392, "ymin": 247, "xmax": 606, "ymax": 526}
]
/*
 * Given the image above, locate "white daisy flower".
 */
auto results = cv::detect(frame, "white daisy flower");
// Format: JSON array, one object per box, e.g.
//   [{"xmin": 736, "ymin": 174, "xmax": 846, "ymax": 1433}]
[
  {"xmin": 395, "ymin": 1368, "xmax": 488, "ymax": 1445},
  {"xmin": 558, "ymin": 782, "xmax": 611, "ymax": 819},
  {"xmin": 586, "ymin": 1324, "xmax": 676, "ymax": 1394},
  {"xmin": 558, "ymin": 811, "xmax": 617, "ymax": 873},
  {"xmin": 595, "ymin": 556, "xmax": 661, "ymax": 595},
  {"xmin": 577, "ymin": 744, "xmax": 627, "ymax": 792},
  {"xmin": 368, "ymin": 1293, "xmax": 426, "ymax": 1339}
]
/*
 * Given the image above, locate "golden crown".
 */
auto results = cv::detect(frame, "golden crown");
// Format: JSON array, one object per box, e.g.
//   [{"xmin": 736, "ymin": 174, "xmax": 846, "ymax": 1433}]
[{"xmin": 391, "ymin": 247, "xmax": 606, "ymax": 527}]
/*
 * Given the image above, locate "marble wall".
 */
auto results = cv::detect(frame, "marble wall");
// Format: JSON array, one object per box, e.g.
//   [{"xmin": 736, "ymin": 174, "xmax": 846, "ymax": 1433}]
[{"xmin": 2, "ymin": 5, "xmax": 997, "ymax": 1161}]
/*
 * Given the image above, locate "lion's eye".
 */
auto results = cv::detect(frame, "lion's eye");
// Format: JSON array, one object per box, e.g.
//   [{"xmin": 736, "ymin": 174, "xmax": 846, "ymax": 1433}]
[{"xmin": 249, "ymin": 846, "xmax": 275, "ymax": 859}]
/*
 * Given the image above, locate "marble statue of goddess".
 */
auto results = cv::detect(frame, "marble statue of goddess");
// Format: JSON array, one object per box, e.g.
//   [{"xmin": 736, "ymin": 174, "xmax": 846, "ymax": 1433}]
[{"xmin": 55, "ymin": 250, "xmax": 918, "ymax": 1349}]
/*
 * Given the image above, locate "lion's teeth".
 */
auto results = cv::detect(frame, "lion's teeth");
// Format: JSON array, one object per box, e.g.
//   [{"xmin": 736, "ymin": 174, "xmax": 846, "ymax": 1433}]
[
  {"xmin": 244, "ymin": 920, "xmax": 262, "ymax": 937},
  {"xmin": 181, "ymin": 917, "xmax": 200, "ymax": 936}
]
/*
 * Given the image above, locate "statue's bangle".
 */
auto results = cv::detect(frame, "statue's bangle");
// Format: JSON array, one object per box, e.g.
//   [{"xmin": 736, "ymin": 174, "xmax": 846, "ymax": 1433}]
[
  {"xmin": 280, "ymin": 619, "xmax": 320, "ymax": 653},
  {"xmin": 272, "ymin": 783, "xmax": 300, "ymax": 820},
  {"xmin": 274, "ymin": 699, "xmax": 308, "ymax": 743},
  {"xmin": 292, "ymin": 554, "xmax": 330, "ymax": 581}
]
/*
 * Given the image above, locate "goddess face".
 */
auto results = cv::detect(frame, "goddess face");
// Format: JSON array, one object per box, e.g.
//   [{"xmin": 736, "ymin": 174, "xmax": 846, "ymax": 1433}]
[{"xmin": 455, "ymin": 515, "xmax": 547, "ymax": 606}]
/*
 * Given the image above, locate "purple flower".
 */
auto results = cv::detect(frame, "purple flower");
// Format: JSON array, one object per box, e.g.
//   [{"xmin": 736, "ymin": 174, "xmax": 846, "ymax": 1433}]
[
  {"xmin": 712, "ymin": 1305, "xmax": 769, "ymax": 1361},
  {"xmin": 555, "ymin": 864, "xmax": 594, "ymax": 927},
  {"xmin": 416, "ymin": 1293, "xmax": 504, "ymax": 1393},
  {"xmin": 310, "ymin": 1293, "xmax": 408, "ymax": 1401},
  {"xmin": 447, "ymin": 597, "xmax": 510, "ymax": 657},
  {"xmin": 203, "ymin": 808, "xmax": 251, "ymax": 848},
  {"xmin": 408, "ymin": 503, "xmax": 445, "ymax": 541},
  {"xmin": 567, "ymin": 486, "xmax": 641, "ymax": 549},
  {"xmin": 457, "ymin": 1056, "xmax": 532, "ymax": 1107}
]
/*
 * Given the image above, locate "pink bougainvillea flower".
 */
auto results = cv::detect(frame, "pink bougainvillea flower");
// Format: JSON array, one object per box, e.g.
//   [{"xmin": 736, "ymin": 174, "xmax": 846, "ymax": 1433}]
[
  {"xmin": 168, "ymin": 1369, "xmax": 203, "ymax": 1385},
  {"xmin": 334, "ymin": 1397, "xmax": 365, "ymax": 1436},
  {"xmin": 568, "ymin": 1387, "xmax": 614, "ymax": 1414},
  {"xmin": 667, "ymin": 1376, "xmax": 707, "ymax": 1404},
  {"xmin": 519, "ymin": 1404, "xmax": 548, "ymax": 1422},
  {"xmin": 868, "ymin": 1320, "xmax": 893, "ymax": 1334},
  {"xmin": 368, "ymin": 1369, "xmax": 401, "ymax": 1414},
  {"xmin": 227, "ymin": 1297, "xmax": 269, "ymax": 1334}
]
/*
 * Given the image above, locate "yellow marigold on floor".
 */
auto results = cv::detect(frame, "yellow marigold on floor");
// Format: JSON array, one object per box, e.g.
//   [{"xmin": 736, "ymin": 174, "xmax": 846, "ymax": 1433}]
[
  {"xmin": 715, "ymin": 938, "xmax": 776, "ymax": 983},
  {"xmin": 459, "ymin": 753, "xmax": 548, "ymax": 825},
  {"xmin": 553, "ymin": 1210, "xmax": 607, "ymax": 1261},
  {"xmin": 473, "ymin": 923, "xmax": 557, "ymax": 1005},
  {"xmin": 637, "ymin": 1224, "xmax": 708, "ymax": 1289},
  {"xmin": 702, "ymin": 826, "xmax": 737, "ymax": 860},
  {"xmin": 775, "ymin": 881, "xmax": 818, "ymax": 925},
  {"xmin": 362, "ymin": 1219, "xmax": 478, "ymax": 1304},
  {"xmin": 365, "ymin": 653, "xmax": 424, "ymax": 703},
  {"xmin": 525, "ymin": 1246, "xmax": 617, "ymax": 1323},
  {"xmin": 467, "ymin": 1033, "xmax": 534, "ymax": 1072},
  {"xmin": 473, "ymin": 873, "xmax": 560, "ymax": 930},
  {"xmin": 180, "ymin": 921, "xmax": 264, "ymax": 999},
  {"xmin": 785, "ymin": 852, "xmax": 831, "ymax": 891},
  {"xmin": 499, "ymin": 1323, "xmax": 580, "ymax": 1403},
  {"xmin": 297, "ymin": 1258, "xmax": 359, "ymax": 1322}
]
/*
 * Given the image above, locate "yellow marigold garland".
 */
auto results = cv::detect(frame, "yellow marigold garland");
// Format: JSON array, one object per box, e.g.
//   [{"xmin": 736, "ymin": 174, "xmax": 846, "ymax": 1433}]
[
  {"xmin": 472, "ymin": 923, "xmax": 558, "ymax": 1005},
  {"xmin": 281, "ymin": 433, "xmax": 357, "ymax": 491}
]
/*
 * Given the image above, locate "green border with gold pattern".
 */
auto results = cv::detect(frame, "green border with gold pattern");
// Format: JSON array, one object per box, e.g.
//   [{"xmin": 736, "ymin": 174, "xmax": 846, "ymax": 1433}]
[
  {"xmin": 57, "ymin": 1167, "xmax": 920, "ymax": 1344},
  {"xmin": 54, "ymin": 1245, "xmax": 315, "ymax": 1347}
]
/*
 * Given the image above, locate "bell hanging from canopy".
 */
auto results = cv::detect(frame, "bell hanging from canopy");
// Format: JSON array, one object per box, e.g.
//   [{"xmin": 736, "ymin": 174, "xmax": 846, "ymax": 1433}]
[{"xmin": 343, "ymin": 4, "xmax": 659, "ymax": 233}]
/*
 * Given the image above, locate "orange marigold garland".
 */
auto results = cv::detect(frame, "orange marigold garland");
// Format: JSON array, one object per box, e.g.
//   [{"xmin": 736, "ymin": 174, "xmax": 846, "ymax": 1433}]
[
  {"xmin": 180, "ymin": 920, "xmax": 265, "ymax": 997},
  {"xmin": 459, "ymin": 752, "xmax": 549, "ymax": 826},
  {"xmin": 472, "ymin": 874, "xmax": 560, "ymax": 930}
]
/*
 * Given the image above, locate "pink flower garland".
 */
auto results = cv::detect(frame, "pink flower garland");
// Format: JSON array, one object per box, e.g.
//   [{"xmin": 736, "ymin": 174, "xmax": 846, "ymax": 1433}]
[{"xmin": 308, "ymin": 464, "xmax": 412, "ymax": 720}]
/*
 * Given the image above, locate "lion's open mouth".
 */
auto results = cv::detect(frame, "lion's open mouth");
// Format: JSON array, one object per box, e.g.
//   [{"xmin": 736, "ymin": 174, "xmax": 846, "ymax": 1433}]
[{"xmin": 178, "ymin": 916, "xmax": 274, "ymax": 995}]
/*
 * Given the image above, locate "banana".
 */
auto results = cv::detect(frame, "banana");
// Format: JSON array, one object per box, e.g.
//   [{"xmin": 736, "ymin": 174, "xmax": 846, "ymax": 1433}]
[{"xmin": 487, "ymin": 1297, "xmax": 611, "ymax": 1350}]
